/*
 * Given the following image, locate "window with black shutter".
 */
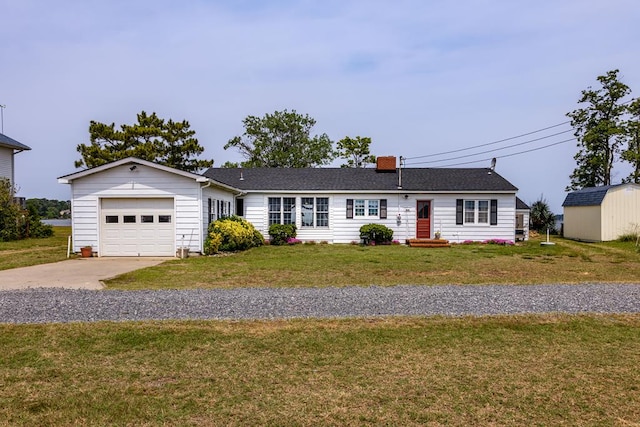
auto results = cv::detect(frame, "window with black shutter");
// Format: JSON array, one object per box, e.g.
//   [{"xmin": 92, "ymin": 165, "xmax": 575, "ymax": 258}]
[
  {"xmin": 490, "ymin": 199, "xmax": 498, "ymax": 225},
  {"xmin": 456, "ymin": 199, "xmax": 463, "ymax": 225}
]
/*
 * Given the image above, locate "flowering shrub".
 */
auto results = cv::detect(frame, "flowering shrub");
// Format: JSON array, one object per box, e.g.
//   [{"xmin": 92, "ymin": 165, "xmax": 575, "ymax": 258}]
[
  {"xmin": 454, "ymin": 239, "xmax": 514, "ymax": 246},
  {"xmin": 484, "ymin": 239, "xmax": 514, "ymax": 246},
  {"xmin": 204, "ymin": 215, "xmax": 264, "ymax": 254},
  {"xmin": 287, "ymin": 237, "xmax": 302, "ymax": 245}
]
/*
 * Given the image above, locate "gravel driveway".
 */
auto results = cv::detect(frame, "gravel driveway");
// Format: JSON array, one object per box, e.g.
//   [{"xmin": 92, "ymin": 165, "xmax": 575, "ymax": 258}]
[{"xmin": 1, "ymin": 283, "xmax": 639, "ymax": 324}]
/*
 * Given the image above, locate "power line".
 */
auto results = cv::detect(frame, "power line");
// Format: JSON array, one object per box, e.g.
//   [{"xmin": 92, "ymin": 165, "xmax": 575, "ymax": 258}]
[
  {"xmin": 403, "ymin": 120, "xmax": 571, "ymax": 161},
  {"xmin": 407, "ymin": 138, "xmax": 575, "ymax": 168},
  {"xmin": 405, "ymin": 129, "xmax": 574, "ymax": 165}
]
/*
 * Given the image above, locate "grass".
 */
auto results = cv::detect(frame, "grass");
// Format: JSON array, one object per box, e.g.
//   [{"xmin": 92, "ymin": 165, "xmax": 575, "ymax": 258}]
[
  {"xmin": 106, "ymin": 236, "xmax": 640, "ymax": 289},
  {"xmin": 3, "ymin": 235, "xmax": 640, "ymax": 425},
  {"xmin": 1, "ymin": 315, "xmax": 639, "ymax": 426},
  {"xmin": 0, "ymin": 227, "xmax": 72, "ymax": 271}
]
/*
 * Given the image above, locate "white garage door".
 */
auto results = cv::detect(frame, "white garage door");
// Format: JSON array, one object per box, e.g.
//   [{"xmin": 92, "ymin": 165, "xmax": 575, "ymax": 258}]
[{"xmin": 101, "ymin": 198, "xmax": 175, "ymax": 256}]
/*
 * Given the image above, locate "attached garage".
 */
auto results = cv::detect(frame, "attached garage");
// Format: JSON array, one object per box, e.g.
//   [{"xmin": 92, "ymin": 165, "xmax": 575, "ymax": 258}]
[
  {"xmin": 58, "ymin": 157, "xmax": 242, "ymax": 257},
  {"xmin": 101, "ymin": 198, "xmax": 175, "ymax": 256}
]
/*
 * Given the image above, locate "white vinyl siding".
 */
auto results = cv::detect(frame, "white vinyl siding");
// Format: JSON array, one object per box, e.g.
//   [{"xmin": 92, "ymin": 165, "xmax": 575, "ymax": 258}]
[
  {"xmin": 227, "ymin": 192, "xmax": 518, "ymax": 244},
  {"xmin": 0, "ymin": 147, "xmax": 13, "ymax": 185}
]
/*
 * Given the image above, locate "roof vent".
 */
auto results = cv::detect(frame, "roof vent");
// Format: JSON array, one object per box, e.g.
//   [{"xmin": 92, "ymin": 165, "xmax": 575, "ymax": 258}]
[{"xmin": 376, "ymin": 156, "xmax": 397, "ymax": 172}]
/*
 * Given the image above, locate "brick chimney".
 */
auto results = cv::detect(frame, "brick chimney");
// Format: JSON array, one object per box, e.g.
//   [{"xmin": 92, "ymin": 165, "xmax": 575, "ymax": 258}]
[{"xmin": 376, "ymin": 156, "xmax": 397, "ymax": 172}]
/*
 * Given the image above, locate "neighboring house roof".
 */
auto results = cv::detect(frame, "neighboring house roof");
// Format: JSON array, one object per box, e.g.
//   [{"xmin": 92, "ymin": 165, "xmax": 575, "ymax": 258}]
[
  {"xmin": 562, "ymin": 185, "xmax": 621, "ymax": 207},
  {"xmin": 516, "ymin": 197, "xmax": 530, "ymax": 210},
  {"xmin": 0, "ymin": 132, "xmax": 31, "ymax": 151},
  {"xmin": 203, "ymin": 167, "xmax": 518, "ymax": 192}
]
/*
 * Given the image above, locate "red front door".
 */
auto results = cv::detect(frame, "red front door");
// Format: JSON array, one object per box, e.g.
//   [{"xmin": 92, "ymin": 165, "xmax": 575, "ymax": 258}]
[{"xmin": 416, "ymin": 200, "xmax": 431, "ymax": 238}]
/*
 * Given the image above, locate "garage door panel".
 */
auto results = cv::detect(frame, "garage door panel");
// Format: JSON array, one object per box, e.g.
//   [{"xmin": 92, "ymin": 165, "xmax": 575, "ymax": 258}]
[{"xmin": 100, "ymin": 198, "xmax": 175, "ymax": 256}]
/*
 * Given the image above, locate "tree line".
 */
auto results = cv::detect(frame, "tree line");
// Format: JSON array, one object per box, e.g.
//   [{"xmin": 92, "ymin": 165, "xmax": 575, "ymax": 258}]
[
  {"xmin": 76, "ymin": 110, "xmax": 376, "ymax": 172},
  {"xmin": 25, "ymin": 198, "xmax": 71, "ymax": 219}
]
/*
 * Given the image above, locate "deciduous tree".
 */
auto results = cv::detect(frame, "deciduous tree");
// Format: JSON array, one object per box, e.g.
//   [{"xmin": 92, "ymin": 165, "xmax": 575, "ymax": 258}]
[
  {"xmin": 622, "ymin": 98, "xmax": 640, "ymax": 183},
  {"xmin": 75, "ymin": 111, "xmax": 213, "ymax": 173},
  {"xmin": 336, "ymin": 136, "xmax": 376, "ymax": 168},
  {"xmin": 224, "ymin": 110, "xmax": 334, "ymax": 168},
  {"xmin": 566, "ymin": 69, "xmax": 630, "ymax": 190}
]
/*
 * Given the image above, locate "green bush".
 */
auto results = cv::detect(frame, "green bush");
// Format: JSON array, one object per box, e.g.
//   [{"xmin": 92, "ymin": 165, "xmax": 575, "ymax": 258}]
[
  {"xmin": 204, "ymin": 215, "xmax": 264, "ymax": 254},
  {"xmin": 0, "ymin": 178, "xmax": 52, "ymax": 241},
  {"xmin": 268, "ymin": 223, "xmax": 297, "ymax": 245},
  {"xmin": 359, "ymin": 223, "xmax": 394, "ymax": 245}
]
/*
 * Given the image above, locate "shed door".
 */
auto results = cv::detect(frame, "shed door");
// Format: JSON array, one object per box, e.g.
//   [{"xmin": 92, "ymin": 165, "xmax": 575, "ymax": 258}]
[
  {"xmin": 101, "ymin": 198, "xmax": 174, "ymax": 256},
  {"xmin": 416, "ymin": 200, "xmax": 431, "ymax": 239}
]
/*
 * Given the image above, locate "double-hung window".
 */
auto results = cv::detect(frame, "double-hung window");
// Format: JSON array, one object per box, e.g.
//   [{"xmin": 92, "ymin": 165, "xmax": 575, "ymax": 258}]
[
  {"xmin": 268, "ymin": 197, "xmax": 296, "ymax": 225},
  {"xmin": 348, "ymin": 199, "xmax": 387, "ymax": 219},
  {"xmin": 301, "ymin": 197, "xmax": 329, "ymax": 228},
  {"xmin": 457, "ymin": 199, "xmax": 498, "ymax": 225}
]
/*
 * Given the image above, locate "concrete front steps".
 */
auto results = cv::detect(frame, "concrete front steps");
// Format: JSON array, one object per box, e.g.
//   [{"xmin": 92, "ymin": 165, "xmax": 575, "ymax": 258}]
[{"xmin": 408, "ymin": 239, "xmax": 451, "ymax": 248}]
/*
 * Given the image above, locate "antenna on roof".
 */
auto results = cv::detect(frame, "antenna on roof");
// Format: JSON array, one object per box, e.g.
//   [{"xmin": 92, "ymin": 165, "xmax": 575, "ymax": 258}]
[
  {"xmin": 398, "ymin": 156, "xmax": 404, "ymax": 189},
  {"xmin": 488, "ymin": 157, "xmax": 496, "ymax": 174},
  {"xmin": 0, "ymin": 104, "xmax": 6, "ymax": 133}
]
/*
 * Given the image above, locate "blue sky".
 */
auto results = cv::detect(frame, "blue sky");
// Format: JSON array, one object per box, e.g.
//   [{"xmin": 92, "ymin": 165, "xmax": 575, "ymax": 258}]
[{"xmin": 2, "ymin": 0, "xmax": 639, "ymax": 213}]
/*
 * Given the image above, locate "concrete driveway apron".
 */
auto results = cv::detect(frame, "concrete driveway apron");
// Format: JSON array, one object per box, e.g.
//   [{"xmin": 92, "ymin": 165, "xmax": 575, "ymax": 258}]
[{"xmin": 0, "ymin": 257, "xmax": 171, "ymax": 290}]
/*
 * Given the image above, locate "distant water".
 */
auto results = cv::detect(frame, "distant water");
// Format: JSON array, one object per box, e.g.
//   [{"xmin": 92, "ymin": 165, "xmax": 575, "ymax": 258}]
[{"xmin": 41, "ymin": 219, "xmax": 72, "ymax": 226}]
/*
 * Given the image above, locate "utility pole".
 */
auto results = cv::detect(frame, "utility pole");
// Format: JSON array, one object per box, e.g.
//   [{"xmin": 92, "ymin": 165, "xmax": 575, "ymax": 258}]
[{"xmin": 0, "ymin": 104, "xmax": 5, "ymax": 133}]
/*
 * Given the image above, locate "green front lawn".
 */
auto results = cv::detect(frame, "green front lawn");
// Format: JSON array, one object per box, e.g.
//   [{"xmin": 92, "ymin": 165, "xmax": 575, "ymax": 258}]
[
  {"xmin": 0, "ymin": 227, "xmax": 73, "ymax": 271},
  {"xmin": 2, "ymin": 315, "xmax": 639, "ymax": 425},
  {"xmin": 106, "ymin": 237, "xmax": 640, "ymax": 289}
]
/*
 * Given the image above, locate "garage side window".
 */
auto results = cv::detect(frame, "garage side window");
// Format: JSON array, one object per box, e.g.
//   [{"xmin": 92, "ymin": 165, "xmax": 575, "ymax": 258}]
[{"xmin": 105, "ymin": 215, "xmax": 118, "ymax": 223}]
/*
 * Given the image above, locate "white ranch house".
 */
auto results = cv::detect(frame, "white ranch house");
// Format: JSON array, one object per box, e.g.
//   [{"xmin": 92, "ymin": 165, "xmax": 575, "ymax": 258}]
[{"xmin": 59, "ymin": 156, "xmax": 527, "ymax": 256}]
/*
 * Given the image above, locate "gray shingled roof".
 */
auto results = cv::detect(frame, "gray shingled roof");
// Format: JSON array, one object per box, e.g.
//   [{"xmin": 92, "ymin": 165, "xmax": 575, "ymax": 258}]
[
  {"xmin": 203, "ymin": 167, "xmax": 518, "ymax": 192},
  {"xmin": 0, "ymin": 133, "xmax": 31, "ymax": 151},
  {"xmin": 516, "ymin": 197, "xmax": 530, "ymax": 210},
  {"xmin": 562, "ymin": 185, "xmax": 618, "ymax": 207}
]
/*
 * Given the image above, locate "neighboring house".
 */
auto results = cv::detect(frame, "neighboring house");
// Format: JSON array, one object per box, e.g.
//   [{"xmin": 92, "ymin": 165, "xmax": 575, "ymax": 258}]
[
  {"xmin": 515, "ymin": 197, "xmax": 530, "ymax": 241},
  {"xmin": 59, "ymin": 156, "xmax": 524, "ymax": 256},
  {"xmin": 562, "ymin": 183, "xmax": 640, "ymax": 242},
  {"xmin": 0, "ymin": 132, "xmax": 31, "ymax": 188}
]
